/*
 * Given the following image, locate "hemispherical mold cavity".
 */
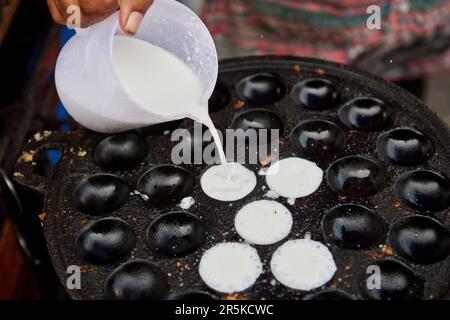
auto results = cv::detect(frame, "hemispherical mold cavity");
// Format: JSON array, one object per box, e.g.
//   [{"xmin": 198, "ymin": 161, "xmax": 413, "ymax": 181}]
[
  {"xmin": 235, "ymin": 73, "xmax": 285, "ymax": 105},
  {"xmin": 321, "ymin": 204, "xmax": 385, "ymax": 249},
  {"xmin": 290, "ymin": 119, "xmax": 345, "ymax": 157},
  {"xmin": 395, "ymin": 170, "xmax": 450, "ymax": 212},
  {"xmin": 72, "ymin": 174, "xmax": 130, "ymax": 216},
  {"xmin": 137, "ymin": 165, "xmax": 195, "ymax": 204},
  {"xmin": 358, "ymin": 259, "xmax": 424, "ymax": 300},
  {"xmin": 104, "ymin": 260, "xmax": 169, "ymax": 300},
  {"xmin": 377, "ymin": 128, "xmax": 434, "ymax": 166},
  {"xmin": 93, "ymin": 133, "xmax": 148, "ymax": 170},
  {"xmin": 388, "ymin": 215, "xmax": 450, "ymax": 264},
  {"xmin": 291, "ymin": 78, "xmax": 340, "ymax": 110},
  {"xmin": 339, "ymin": 97, "xmax": 392, "ymax": 131},
  {"xmin": 327, "ymin": 156, "xmax": 385, "ymax": 197},
  {"xmin": 76, "ymin": 217, "xmax": 136, "ymax": 264},
  {"xmin": 146, "ymin": 211, "xmax": 206, "ymax": 257}
]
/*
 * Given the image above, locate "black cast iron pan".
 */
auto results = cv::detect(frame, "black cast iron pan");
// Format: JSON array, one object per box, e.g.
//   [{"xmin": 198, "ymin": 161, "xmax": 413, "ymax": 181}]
[{"xmin": 13, "ymin": 56, "xmax": 450, "ymax": 300}]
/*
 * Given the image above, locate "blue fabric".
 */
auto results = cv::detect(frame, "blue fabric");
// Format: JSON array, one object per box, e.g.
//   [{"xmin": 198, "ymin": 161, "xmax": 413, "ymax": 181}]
[
  {"xmin": 47, "ymin": 149, "xmax": 62, "ymax": 167},
  {"xmin": 57, "ymin": 27, "xmax": 76, "ymax": 132},
  {"xmin": 61, "ymin": 27, "xmax": 76, "ymax": 45}
]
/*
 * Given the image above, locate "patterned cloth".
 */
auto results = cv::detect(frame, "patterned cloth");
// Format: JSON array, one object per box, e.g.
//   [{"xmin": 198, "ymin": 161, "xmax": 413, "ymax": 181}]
[{"xmin": 202, "ymin": 0, "xmax": 450, "ymax": 79}]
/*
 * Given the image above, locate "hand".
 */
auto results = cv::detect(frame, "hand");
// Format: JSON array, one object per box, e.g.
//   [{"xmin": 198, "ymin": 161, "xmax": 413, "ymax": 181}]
[{"xmin": 47, "ymin": 0, "xmax": 154, "ymax": 35}]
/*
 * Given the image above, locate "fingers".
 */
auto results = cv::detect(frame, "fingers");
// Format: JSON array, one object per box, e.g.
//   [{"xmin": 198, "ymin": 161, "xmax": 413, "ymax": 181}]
[
  {"xmin": 47, "ymin": 0, "xmax": 119, "ymax": 28},
  {"xmin": 81, "ymin": 0, "xmax": 118, "ymax": 15},
  {"xmin": 119, "ymin": 0, "xmax": 154, "ymax": 35},
  {"xmin": 79, "ymin": 0, "xmax": 119, "ymax": 27},
  {"xmin": 47, "ymin": 0, "xmax": 154, "ymax": 32},
  {"xmin": 47, "ymin": 0, "xmax": 67, "ymax": 25}
]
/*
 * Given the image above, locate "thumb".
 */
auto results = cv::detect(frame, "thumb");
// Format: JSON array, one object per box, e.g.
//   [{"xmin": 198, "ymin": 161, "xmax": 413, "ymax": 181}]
[{"xmin": 119, "ymin": 0, "xmax": 154, "ymax": 35}]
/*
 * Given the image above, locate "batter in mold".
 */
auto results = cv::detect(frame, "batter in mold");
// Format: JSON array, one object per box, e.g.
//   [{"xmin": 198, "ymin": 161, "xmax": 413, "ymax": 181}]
[
  {"xmin": 199, "ymin": 242, "xmax": 263, "ymax": 293},
  {"xmin": 270, "ymin": 238, "xmax": 337, "ymax": 291},
  {"xmin": 200, "ymin": 162, "xmax": 257, "ymax": 201},
  {"xmin": 234, "ymin": 200, "xmax": 293, "ymax": 245},
  {"xmin": 265, "ymin": 157, "xmax": 323, "ymax": 199}
]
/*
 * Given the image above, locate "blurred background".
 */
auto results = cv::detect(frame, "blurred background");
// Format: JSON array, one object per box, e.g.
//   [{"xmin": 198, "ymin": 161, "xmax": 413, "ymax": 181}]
[{"xmin": 0, "ymin": 0, "xmax": 449, "ymax": 299}]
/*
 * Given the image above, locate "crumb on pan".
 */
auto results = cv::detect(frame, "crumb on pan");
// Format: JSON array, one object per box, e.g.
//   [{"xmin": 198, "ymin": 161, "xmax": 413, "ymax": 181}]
[
  {"xmin": 39, "ymin": 212, "xmax": 46, "ymax": 221},
  {"xmin": 70, "ymin": 147, "xmax": 87, "ymax": 157},
  {"xmin": 34, "ymin": 131, "xmax": 53, "ymax": 142},
  {"xmin": 234, "ymin": 100, "xmax": 245, "ymax": 109},
  {"xmin": 80, "ymin": 266, "xmax": 96, "ymax": 273},
  {"xmin": 315, "ymin": 68, "xmax": 325, "ymax": 75},
  {"xmin": 224, "ymin": 293, "xmax": 249, "ymax": 300},
  {"xmin": 18, "ymin": 150, "xmax": 36, "ymax": 163},
  {"xmin": 381, "ymin": 245, "xmax": 393, "ymax": 255}
]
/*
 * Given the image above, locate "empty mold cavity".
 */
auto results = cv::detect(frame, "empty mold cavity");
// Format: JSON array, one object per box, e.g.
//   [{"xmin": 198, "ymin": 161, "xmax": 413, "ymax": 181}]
[
  {"xmin": 93, "ymin": 133, "xmax": 148, "ymax": 170},
  {"xmin": 291, "ymin": 78, "xmax": 339, "ymax": 110},
  {"xmin": 358, "ymin": 259, "xmax": 424, "ymax": 300},
  {"xmin": 137, "ymin": 165, "xmax": 194, "ymax": 204},
  {"xmin": 72, "ymin": 174, "xmax": 130, "ymax": 215},
  {"xmin": 104, "ymin": 259, "xmax": 169, "ymax": 300},
  {"xmin": 235, "ymin": 73, "xmax": 285, "ymax": 105},
  {"xmin": 395, "ymin": 170, "xmax": 450, "ymax": 212},
  {"xmin": 388, "ymin": 215, "xmax": 450, "ymax": 264},
  {"xmin": 322, "ymin": 204, "xmax": 385, "ymax": 249},
  {"xmin": 290, "ymin": 119, "xmax": 345, "ymax": 157},
  {"xmin": 327, "ymin": 156, "xmax": 385, "ymax": 197},
  {"xmin": 76, "ymin": 217, "xmax": 136, "ymax": 265},
  {"xmin": 146, "ymin": 211, "xmax": 206, "ymax": 257},
  {"xmin": 377, "ymin": 128, "xmax": 434, "ymax": 166},
  {"xmin": 339, "ymin": 97, "xmax": 392, "ymax": 131}
]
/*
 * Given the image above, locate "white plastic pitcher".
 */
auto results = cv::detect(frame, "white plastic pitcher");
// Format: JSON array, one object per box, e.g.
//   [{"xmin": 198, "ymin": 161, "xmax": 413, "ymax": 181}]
[{"xmin": 55, "ymin": 0, "xmax": 218, "ymax": 133}]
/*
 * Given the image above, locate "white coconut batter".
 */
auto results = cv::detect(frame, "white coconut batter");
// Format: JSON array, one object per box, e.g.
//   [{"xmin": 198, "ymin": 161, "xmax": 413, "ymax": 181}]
[
  {"xmin": 270, "ymin": 239, "xmax": 336, "ymax": 291},
  {"xmin": 264, "ymin": 190, "xmax": 279, "ymax": 199},
  {"xmin": 179, "ymin": 196, "xmax": 195, "ymax": 210},
  {"xmin": 258, "ymin": 167, "xmax": 268, "ymax": 176},
  {"xmin": 113, "ymin": 35, "xmax": 227, "ymax": 164},
  {"xmin": 199, "ymin": 242, "xmax": 263, "ymax": 293},
  {"xmin": 200, "ymin": 163, "xmax": 257, "ymax": 201},
  {"xmin": 266, "ymin": 157, "xmax": 323, "ymax": 198},
  {"xmin": 114, "ymin": 36, "xmax": 202, "ymax": 117},
  {"xmin": 235, "ymin": 200, "xmax": 293, "ymax": 245}
]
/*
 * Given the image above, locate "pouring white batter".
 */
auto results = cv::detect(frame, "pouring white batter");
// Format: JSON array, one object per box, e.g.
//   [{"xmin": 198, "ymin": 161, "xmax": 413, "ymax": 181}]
[
  {"xmin": 113, "ymin": 35, "xmax": 227, "ymax": 164},
  {"xmin": 114, "ymin": 35, "xmax": 260, "ymax": 201}
]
